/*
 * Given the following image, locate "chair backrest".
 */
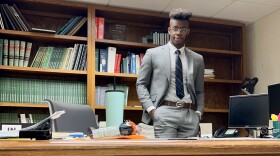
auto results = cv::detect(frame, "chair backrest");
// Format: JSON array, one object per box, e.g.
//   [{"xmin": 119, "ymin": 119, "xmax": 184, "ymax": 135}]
[{"xmin": 43, "ymin": 99, "xmax": 98, "ymax": 134}]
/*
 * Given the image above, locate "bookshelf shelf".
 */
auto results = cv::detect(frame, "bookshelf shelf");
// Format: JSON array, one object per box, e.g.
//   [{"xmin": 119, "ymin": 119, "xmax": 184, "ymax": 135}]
[
  {"xmin": 204, "ymin": 79, "xmax": 242, "ymax": 84},
  {"xmin": 204, "ymin": 108, "xmax": 229, "ymax": 113},
  {"xmin": 96, "ymin": 39, "xmax": 242, "ymax": 56},
  {"xmin": 0, "ymin": 66, "xmax": 87, "ymax": 75},
  {"xmin": 0, "ymin": 102, "xmax": 48, "ymax": 108},
  {"xmin": 190, "ymin": 47, "xmax": 242, "ymax": 56},
  {"xmin": 95, "ymin": 106, "xmax": 228, "ymax": 112},
  {"xmin": 0, "ymin": 30, "xmax": 87, "ymax": 42},
  {"xmin": 95, "ymin": 72, "xmax": 137, "ymax": 78},
  {"xmin": 95, "ymin": 72, "xmax": 242, "ymax": 84},
  {"xmin": 95, "ymin": 106, "xmax": 142, "ymax": 111}
]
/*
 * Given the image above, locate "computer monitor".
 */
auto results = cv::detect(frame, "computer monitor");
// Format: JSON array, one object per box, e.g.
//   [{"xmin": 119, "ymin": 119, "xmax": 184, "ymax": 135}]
[
  {"xmin": 228, "ymin": 94, "xmax": 269, "ymax": 128},
  {"xmin": 268, "ymin": 83, "xmax": 280, "ymax": 115}
]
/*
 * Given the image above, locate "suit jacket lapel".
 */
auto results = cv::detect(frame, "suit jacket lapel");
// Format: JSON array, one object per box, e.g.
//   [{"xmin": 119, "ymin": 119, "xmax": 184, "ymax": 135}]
[
  {"xmin": 184, "ymin": 47, "xmax": 193, "ymax": 82},
  {"xmin": 162, "ymin": 45, "xmax": 171, "ymax": 82},
  {"xmin": 185, "ymin": 47, "xmax": 197, "ymax": 104}
]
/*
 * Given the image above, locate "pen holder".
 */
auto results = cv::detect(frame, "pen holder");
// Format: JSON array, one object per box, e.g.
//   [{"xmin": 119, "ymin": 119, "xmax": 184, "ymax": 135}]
[
  {"xmin": 105, "ymin": 90, "xmax": 124, "ymax": 127},
  {"xmin": 273, "ymin": 121, "xmax": 280, "ymax": 138}
]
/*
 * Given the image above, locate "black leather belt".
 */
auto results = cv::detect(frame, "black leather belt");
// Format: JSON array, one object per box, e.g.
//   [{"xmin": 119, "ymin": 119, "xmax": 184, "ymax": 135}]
[{"xmin": 161, "ymin": 100, "xmax": 197, "ymax": 110}]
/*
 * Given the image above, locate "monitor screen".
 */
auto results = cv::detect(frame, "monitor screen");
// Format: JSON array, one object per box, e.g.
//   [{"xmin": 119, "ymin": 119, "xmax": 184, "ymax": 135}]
[
  {"xmin": 228, "ymin": 94, "xmax": 269, "ymax": 128},
  {"xmin": 268, "ymin": 83, "xmax": 280, "ymax": 115}
]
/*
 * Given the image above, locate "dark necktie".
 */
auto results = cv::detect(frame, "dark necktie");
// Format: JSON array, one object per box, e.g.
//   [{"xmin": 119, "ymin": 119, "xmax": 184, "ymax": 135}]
[{"xmin": 175, "ymin": 50, "xmax": 184, "ymax": 99}]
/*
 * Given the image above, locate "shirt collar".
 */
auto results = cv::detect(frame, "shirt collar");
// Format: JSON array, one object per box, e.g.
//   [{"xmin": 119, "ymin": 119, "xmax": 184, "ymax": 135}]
[{"xmin": 168, "ymin": 41, "xmax": 185, "ymax": 54}]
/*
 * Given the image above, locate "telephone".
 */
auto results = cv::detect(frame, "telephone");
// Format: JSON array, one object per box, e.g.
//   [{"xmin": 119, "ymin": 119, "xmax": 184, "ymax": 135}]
[{"xmin": 213, "ymin": 127, "xmax": 239, "ymax": 138}]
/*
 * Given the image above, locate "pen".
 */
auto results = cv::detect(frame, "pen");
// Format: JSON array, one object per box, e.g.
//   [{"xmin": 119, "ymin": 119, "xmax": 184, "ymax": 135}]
[{"xmin": 69, "ymin": 133, "xmax": 84, "ymax": 138}]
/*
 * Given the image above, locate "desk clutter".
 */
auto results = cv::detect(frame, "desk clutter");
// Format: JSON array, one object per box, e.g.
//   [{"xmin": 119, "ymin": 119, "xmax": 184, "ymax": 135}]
[{"xmin": 271, "ymin": 113, "xmax": 280, "ymax": 138}]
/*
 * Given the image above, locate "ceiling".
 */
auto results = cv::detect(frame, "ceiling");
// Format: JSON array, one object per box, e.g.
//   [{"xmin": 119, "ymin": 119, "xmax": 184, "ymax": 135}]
[{"xmin": 67, "ymin": 0, "xmax": 280, "ymax": 25}]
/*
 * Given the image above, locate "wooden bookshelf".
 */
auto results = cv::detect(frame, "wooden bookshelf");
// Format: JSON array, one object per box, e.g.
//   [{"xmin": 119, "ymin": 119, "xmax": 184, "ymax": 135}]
[
  {"xmin": 0, "ymin": 66, "xmax": 87, "ymax": 75},
  {"xmin": 0, "ymin": 102, "xmax": 48, "ymax": 108},
  {"xmin": 0, "ymin": 0, "xmax": 245, "ymax": 130},
  {"xmin": 93, "ymin": 3, "xmax": 245, "ymax": 130},
  {"xmin": 0, "ymin": 29, "xmax": 87, "ymax": 42}
]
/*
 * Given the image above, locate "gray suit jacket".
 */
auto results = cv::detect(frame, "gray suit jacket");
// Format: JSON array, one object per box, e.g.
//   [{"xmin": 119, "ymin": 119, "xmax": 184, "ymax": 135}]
[{"xmin": 136, "ymin": 44, "xmax": 205, "ymax": 125}]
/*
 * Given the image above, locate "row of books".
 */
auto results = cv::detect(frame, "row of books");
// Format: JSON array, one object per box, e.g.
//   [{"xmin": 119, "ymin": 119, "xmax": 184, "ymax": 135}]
[
  {"xmin": 94, "ymin": 17, "xmax": 105, "ymax": 39},
  {"xmin": 0, "ymin": 77, "xmax": 87, "ymax": 104},
  {"xmin": 95, "ymin": 84, "xmax": 129, "ymax": 106},
  {"xmin": 56, "ymin": 16, "xmax": 87, "ymax": 36},
  {"xmin": 0, "ymin": 39, "xmax": 32, "ymax": 67},
  {"xmin": 204, "ymin": 69, "xmax": 215, "ymax": 79},
  {"xmin": 30, "ymin": 44, "xmax": 87, "ymax": 71},
  {"xmin": 0, "ymin": 113, "xmax": 48, "ymax": 124},
  {"xmin": 95, "ymin": 47, "xmax": 145, "ymax": 74},
  {"xmin": 0, "ymin": 4, "xmax": 30, "ymax": 31},
  {"xmin": 151, "ymin": 30, "xmax": 169, "ymax": 45}
]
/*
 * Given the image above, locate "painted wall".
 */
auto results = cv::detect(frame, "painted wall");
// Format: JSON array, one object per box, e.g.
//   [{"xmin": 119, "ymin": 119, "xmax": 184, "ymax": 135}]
[{"xmin": 246, "ymin": 9, "xmax": 280, "ymax": 93}]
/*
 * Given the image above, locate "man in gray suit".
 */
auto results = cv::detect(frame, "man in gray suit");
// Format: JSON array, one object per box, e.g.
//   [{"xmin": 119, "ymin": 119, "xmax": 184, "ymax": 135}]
[{"xmin": 136, "ymin": 8, "xmax": 205, "ymax": 138}]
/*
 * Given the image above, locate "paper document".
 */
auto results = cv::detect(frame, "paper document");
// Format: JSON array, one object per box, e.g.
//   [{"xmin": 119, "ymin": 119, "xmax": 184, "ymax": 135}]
[{"xmin": 0, "ymin": 111, "xmax": 65, "ymax": 138}]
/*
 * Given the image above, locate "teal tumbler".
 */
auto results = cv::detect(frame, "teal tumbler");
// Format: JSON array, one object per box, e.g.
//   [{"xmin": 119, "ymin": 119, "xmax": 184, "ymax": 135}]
[{"xmin": 105, "ymin": 90, "xmax": 124, "ymax": 127}]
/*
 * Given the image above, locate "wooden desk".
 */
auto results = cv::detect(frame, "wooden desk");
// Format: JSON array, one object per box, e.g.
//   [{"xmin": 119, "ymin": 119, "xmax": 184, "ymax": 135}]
[{"xmin": 1, "ymin": 139, "xmax": 280, "ymax": 155}]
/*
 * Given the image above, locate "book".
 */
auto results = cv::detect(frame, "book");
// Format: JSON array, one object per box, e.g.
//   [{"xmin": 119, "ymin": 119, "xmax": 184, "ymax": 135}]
[
  {"xmin": 99, "ymin": 49, "xmax": 108, "ymax": 72},
  {"xmin": 8, "ymin": 40, "xmax": 15, "ymax": 66},
  {"xmin": 97, "ymin": 17, "xmax": 104, "ymax": 39},
  {"xmin": 0, "ymin": 12, "xmax": 4, "ymax": 29},
  {"xmin": 14, "ymin": 40, "xmax": 20, "ymax": 66},
  {"xmin": 59, "ymin": 16, "xmax": 81, "ymax": 35},
  {"xmin": 41, "ymin": 46, "xmax": 54, "ymax": 68},
  {"xmin": 95, "ymin": 17, "xmax": 98, "ymax": 39},
  {"xmin": 60, "ymin": 48, "xmax": 71, "ymax": 69},
  {"xmin": 107, "ymin": 47, "xmax": 116, "ymax": 73},
  {"xmin": 23, "ymin": 42, "xmax": 32, "ymax": 67},
  {"xmin": 67, "ymin": 17, "xmax": 87, "ymax": 36},
  {"xmin": 5, "ymin": 4, "xmax": 25, "ymax": 31},
  {"xmin": 62, "ymin": 47, "xmax": 74, "ymax": 70},
  {"xmin": 95, "ymin": 48, "xmax": 99, "ymax": 71},
  {"xmin": 73, "ymin": 44, "xmax": 84, "ymax": 70},
  {"xmin": 0, "ymin": 39, "xmax": 3, "ymax": 65},
  {"xmin": 1, "ymin": 4, "xmax": 18, "ymax": 30},
  {"xmin": 78, "ymin": 45, "xmax": 87, "ymax": 70},
  {"xmin": 31, "ymin": 46, "xmax": 46, "ymax": 68},
  {"xmin": 2, "ymin": 39, "xmax": 8, "ymax": 65},
  {"xmin": 114, "ymin": 54, "xmax": 119, "ymax": 73},
  {"xmin": 63, "ymin": 16, "xmax": 84, "ymax": 35},
  {"xmin": 18, "ymin": 41, "xmax": 26, "ymax": 67},
  {"xmin": 136, "ymin": 54, "xmax": 140, "ymax": 74},
  {"xmin": 31, "ymin": 27, "xmax": 56, "ymax": 34},
  {"xmin": 12, "ymin": 4, "xmax": 31, "ymax": 31},
  {"xmin": 0, "ymin": 5, "xmax": 10, "ymax": 30}
]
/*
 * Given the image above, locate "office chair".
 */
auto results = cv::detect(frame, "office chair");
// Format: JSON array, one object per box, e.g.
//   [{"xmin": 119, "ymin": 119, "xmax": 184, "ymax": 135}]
[{"xmin": 43, "ymin": 99, "xmax": 99, "ymax": 134}]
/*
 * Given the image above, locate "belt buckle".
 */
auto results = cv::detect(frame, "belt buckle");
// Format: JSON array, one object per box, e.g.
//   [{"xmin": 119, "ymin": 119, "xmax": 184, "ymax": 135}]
[{"xmin": 176, "ymin": 102, "xmax": 184, "ymax": 107}]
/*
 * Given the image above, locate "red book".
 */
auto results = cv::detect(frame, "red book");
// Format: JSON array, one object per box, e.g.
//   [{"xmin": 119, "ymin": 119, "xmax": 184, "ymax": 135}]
[
  {"xmin": 114, "ymin": 54, "xmax": 119, "ymax": 73},
  {"xmin": 140, "ymin": 53, "xmax": 145, "ymax": 66},
  {"xmin": 94, "ymin": 17, "xmax": 98, "ymax": 39},
  {"xmin": 116, "ymin": 54, "xmax": 122, "ymax": 73},
  {"xmin": 97, "ymin": 17, "xmax": 104, "ymax": 39}
]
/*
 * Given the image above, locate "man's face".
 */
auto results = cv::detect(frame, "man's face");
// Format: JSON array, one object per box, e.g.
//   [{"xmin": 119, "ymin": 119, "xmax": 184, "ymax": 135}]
[{"xmin": 168, "ymin": 19, "xmax": 190, "ymax": 49}]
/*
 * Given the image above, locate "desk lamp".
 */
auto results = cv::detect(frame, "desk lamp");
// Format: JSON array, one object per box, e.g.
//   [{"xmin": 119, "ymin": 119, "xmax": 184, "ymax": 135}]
[{"xmin": 241, "ymin": 77, "xmax": 258, "ymax": 95}]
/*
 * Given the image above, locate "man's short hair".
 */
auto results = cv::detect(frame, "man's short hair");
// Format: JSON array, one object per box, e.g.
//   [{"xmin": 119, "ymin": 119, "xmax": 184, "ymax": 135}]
[{"xmin": 169, "ymin": 8, "xmax": 192, "ymax": 21}]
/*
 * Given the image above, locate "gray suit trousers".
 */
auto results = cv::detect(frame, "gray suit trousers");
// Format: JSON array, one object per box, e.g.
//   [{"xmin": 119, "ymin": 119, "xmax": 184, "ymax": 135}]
[{"xmin": 153, "ymin": 105, "xmax": 200, "ymax": 138}]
